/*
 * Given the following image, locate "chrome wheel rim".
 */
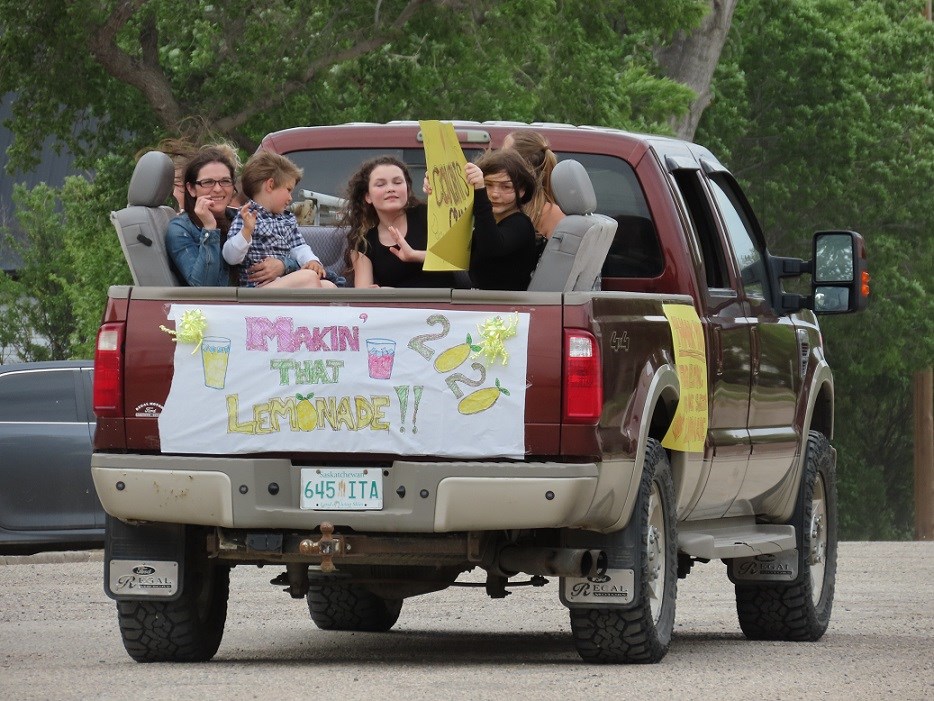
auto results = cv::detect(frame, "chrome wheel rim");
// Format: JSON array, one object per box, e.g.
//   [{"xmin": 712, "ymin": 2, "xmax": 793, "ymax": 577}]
[
  {"xmin": 646, "ymin": 483, "xmax": 666, "ymax": 623},
  {"xmin": 808, "ymin": 473, "xmax": 827, "ymax": 605}
]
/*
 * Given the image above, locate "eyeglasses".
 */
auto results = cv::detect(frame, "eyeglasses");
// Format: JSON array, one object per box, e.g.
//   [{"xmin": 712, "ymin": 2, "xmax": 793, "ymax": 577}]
[
  {"xmin": 194, "ymin": 177, "xmax": 235, "ymax": 189},
  {"xmin": 484, "ymin": 178, "xmax": 515, "ymax": 193}
]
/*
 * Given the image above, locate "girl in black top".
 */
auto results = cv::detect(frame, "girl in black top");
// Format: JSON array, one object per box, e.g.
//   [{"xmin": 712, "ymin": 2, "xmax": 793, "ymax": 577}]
[
  {"xmin": 340, "ymin": 155, "xmax": 460, "ymax": 288},
  {"xmin": 466, "ymin": 150, "xmax": 538, "ymax": 291}
]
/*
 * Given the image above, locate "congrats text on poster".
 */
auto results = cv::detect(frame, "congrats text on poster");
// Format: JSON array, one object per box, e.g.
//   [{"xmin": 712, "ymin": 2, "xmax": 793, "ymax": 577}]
[{"xmin": 420, "ymin": 119, "xmax": 474, "ymax": 271}]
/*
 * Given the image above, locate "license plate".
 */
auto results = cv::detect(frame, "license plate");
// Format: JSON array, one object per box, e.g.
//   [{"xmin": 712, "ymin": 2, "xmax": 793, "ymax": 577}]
[{"xmin": 300, "ymin": 468, "xmax": 383, "ymax": 510}]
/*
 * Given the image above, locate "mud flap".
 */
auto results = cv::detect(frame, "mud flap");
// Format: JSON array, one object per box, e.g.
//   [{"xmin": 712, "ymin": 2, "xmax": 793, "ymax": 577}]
[
  {"xmin": 727, "ymin": 550, "xmax": 800, "ymax": 584},
  {"xmin": 559, "ymin": 521, "xmax": 642, "ymax": 609},
  {"xmin": 104, "ymin": 515, "xmax": 186, "ymax": 601}
]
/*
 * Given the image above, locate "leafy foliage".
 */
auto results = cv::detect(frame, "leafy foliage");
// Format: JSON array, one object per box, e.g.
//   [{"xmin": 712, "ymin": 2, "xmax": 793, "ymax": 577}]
[
  {"xmin": 698, "ymin": 0, "xmax": 934, "ymax": 538},
  {"xmin": 0, "ymin": 0, "xmax": 704, "ymax": 354},
  {"xmin": 0, "ymin": 0, "xmax": 703, "ymax": 171},
  {"xmin": 0, "ymin": 185, "xmax": 78, "ymax": 361},
  {"xmin": 0, "ymin": 157, "xmax": 133, "ymax": 362}
]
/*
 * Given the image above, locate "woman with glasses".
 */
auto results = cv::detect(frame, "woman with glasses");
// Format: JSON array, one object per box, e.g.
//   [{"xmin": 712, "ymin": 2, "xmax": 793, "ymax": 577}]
[
  {"xmin": 166, "ymin": 147, "xmax": 298, "ymax": 286},
  {"xmin": 465, "ymin": 150, "xmax": 538, "ymax": 291}
]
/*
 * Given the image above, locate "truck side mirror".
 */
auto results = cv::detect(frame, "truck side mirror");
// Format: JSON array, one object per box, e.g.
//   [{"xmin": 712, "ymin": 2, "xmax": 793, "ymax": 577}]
[{"xmin": 810, "ymin": 231, "xmax": 869, "ymax": 314}]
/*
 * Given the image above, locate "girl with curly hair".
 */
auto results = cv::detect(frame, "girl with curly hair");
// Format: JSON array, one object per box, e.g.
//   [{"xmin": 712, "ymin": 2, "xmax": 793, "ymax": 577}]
[{"xmin": 340, "ymin": 155, "xmax": 462, "ymax": 288}]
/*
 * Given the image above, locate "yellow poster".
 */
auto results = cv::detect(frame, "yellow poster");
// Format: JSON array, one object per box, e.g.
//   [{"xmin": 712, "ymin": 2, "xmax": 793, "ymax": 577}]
[
  {"xmin": 419, "ymin": 120, "xmax": 474, "ymax": 271},
  {"xmin": 661, "ymin": 303, "xmax": 708, "ymax": 452}
]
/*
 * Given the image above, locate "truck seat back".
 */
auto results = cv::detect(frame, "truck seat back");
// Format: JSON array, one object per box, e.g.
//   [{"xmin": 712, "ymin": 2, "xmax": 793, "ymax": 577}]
[
  {"xmin": 110, "ymin": 151, "xmax": 180, "ymax": 286},
  {"xmin": 527, "ymin": 159, "xmax": 618, "ymax": 292},
  {"xmin": 297, "ymin": 225, "xmax": 349, "ymax": 281}
]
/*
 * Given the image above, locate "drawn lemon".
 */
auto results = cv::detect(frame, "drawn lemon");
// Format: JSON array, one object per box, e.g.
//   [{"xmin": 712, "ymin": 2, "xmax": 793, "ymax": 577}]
[
  {"xmin": 433, "ymin": 334, "xmax": 482, "ymax": 373},
  {"xmin": 457, "ymin": 379, "xmax": 510, "ymax": 415},
  {"xmin": 295, "ymin": 393, "xmax": 317, "ymax": 431}
]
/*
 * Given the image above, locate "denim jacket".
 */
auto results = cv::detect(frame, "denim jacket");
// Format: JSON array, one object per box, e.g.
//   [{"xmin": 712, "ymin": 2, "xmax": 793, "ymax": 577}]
[{"xmin": 166, "ymin": 211, "xmax": 299, "ymax": 286}]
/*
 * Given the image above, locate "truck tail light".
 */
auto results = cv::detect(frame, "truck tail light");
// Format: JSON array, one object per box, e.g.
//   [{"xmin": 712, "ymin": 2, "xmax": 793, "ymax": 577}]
[
  {"xmin": 94, "ymin": 322, "xmax": 125, "ymax": 417},
  {"xmin": 564, "ymin": 330, "xmax": 602, "ymax": 423}
]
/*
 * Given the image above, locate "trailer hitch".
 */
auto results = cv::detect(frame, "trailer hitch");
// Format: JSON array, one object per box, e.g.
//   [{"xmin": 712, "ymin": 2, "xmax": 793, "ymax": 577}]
[{"xmin": 299, "ymin": 521, "xmax": 343, "ymax": 573}]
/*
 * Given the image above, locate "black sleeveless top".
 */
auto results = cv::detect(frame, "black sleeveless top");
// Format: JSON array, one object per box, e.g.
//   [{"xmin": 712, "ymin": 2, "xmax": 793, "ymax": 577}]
[{"xmin": 363, "ymin": 204, "xmax": 462, "ymax": 288}]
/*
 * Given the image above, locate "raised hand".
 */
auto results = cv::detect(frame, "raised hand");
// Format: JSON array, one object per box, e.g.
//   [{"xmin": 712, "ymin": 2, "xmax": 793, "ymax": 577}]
[
  {"xmin": 194, "ymin": 196, "xmax": 217, "ymax": 230},
  {"xmin": 387, "ymin": 225, "xmax": 426, "ymax": 263},
  {"xmin": 465, "ymin": 162, "xmax": 485, "ymax": 190},
  {"xmin": 239, "ymin": 203, "xmax": 257, "ymax": 242}
]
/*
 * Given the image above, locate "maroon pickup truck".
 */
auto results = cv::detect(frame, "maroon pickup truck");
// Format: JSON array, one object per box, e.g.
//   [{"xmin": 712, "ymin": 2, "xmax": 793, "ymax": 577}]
[{"xmin": 92, "ymin": 122, "xmax": 867, "ymax": 664}]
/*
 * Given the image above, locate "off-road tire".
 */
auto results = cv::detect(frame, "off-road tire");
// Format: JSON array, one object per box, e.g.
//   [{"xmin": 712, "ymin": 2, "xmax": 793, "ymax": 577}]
[
  {"xmin": 307, "ymin": 583, "xmax": 402, "ymax": 632},
  {"xmin": 735, "ymin": 431, "xmax": 837, "ymax": 641},
  {"xmin": 569, "ymin": 438, "xmax": 678, "ymax": 663},
  {"xmin": 116, "ymin": 555, "xmax": 230, "ymax": 663}
]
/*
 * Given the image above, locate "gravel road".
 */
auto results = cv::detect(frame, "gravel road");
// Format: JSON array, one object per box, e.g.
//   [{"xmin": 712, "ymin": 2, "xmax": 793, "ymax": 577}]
[{"xmin": 1, "ymin": 541, "xmax": 931, "ymax": 700}]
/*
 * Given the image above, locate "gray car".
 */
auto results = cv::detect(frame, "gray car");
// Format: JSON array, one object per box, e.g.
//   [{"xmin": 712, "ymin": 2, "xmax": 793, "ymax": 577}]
[{"xmin": 0, "ymin": 360, "xmax": 103, "ymax": 554}]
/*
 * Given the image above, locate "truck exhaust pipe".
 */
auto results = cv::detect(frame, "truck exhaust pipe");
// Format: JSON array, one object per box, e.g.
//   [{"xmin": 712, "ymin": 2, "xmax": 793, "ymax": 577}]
[{"xmin": 495, "ymin": 547, "xmax": 607, "ymax": 578}]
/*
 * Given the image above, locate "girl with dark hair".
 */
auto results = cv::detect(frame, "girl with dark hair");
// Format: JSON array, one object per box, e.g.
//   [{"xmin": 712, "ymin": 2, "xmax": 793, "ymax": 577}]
[
  {"xmin": 166, "ymin": 147, "xmax": 297, "ymax": 286},
  {"xmin": 340, "ymin": 155, "xmax": 461, "ymax": 288},
  {"xmin": 466, "ymin": 149, "xmax": 539, "ymax": 291}
]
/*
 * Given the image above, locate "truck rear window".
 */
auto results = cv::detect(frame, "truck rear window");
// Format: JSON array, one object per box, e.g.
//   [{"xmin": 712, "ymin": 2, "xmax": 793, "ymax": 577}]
[
  {"xmin": 559, "ymin": 153, "xmax": 663, "ymax": 279},
  {"xmin": 284, "ymin": 148, "xmax": 663, "ymax": 279}
]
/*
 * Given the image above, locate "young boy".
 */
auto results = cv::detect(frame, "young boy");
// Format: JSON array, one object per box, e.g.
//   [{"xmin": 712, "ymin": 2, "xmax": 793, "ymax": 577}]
[{"xmin": 223, "ymin": 151, "xmax": 338, "ymax": 288}]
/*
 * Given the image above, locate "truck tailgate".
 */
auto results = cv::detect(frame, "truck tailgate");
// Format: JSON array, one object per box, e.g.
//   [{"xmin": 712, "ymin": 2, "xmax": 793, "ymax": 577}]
[{"xmin": 114, "ymin": 287, "xmax": 570, "ymax": 458}]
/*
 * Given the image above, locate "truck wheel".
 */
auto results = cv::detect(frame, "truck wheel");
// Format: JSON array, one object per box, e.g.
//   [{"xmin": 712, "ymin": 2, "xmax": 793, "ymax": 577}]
[
  {"xmin": 117, "ymin": 557, "xmax": 230, "ymax": 662},
  {"xmin": 735, "ymin": 431, "xmax": 837, "ymax": 641},
  {"xmin": 569, "ymin": 438, "xmax": 678, "ymax": 663},
  {"xmin": 306, "ymin": 583, "xmax": 403, "ymax": 632}
]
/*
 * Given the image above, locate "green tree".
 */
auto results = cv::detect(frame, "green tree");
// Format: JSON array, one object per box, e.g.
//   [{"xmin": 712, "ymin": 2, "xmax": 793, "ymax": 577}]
[
  {"xmin": 1, "ymin": 0, "xmax": 704, "ymax": 172},
  {"xmin": 0, "ymin": 158, "xmax": 132, "ymax": 362},
  {"xmin": 697, "ymin": 0, "xmax": 934, "ymax": 537},
  {"xmin": 0, "ymin": 184, "xmax": 80, "ymax": 361},
  {"xmin": 2, "ymin": 0, "xmax": 712, "ymax": 353}
]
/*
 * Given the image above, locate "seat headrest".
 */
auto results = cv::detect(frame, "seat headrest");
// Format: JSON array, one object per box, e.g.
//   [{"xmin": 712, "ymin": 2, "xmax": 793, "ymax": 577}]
[
  {"xmin": 128, "ymin": 151, "xmax": 174, "ymax": 207},
  {"xmin": 551, "ymin": 159, "xmax": 596, "ymax": 216}
]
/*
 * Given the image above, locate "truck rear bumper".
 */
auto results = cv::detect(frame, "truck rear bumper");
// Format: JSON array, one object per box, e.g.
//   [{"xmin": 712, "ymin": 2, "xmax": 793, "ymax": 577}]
[{"xmin": 91, "ymin": 454, "xmax": 603, "ymax": 532}]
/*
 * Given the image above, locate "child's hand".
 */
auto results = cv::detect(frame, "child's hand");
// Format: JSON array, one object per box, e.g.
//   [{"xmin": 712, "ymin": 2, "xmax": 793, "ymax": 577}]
[
  {"xmin": 465, "ymin": 163, "xmax": 484, "ymax": 190},
  {"xmin": 303, "ymin": 260, "xmax": 326, "ymax": 277},
  {"xmin": 239, "ymin": 203, "xmax": 257, "ymax": 241},
  {"xmin": 422, "ymin": 175, "xmax": 432, "ymax": 196}
]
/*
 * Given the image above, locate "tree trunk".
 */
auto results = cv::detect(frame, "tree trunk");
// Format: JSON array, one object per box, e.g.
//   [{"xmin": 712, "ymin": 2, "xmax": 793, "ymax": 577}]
[{"xmin": 653, "ymin": 0, "xmax": 738, "ymax": 140}]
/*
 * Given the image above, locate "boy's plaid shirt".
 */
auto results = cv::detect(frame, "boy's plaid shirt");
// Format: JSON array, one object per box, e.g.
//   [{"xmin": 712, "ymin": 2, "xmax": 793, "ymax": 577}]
[{"xmin": 229, "ymin": 202, "xmax": 313, "ymax": 286}]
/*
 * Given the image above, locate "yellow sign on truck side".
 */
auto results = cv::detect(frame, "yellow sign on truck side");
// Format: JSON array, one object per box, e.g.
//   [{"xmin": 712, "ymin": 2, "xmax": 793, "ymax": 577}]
[{"xmin": 661, "ymin": 303, "xmax": 708, "ymax": 453}]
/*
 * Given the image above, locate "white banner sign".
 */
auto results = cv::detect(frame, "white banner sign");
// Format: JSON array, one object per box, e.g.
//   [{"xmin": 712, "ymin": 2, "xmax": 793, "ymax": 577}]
[{"xmin": 158, "ymin": 305, "xmax": 530, "ymax": 458}]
